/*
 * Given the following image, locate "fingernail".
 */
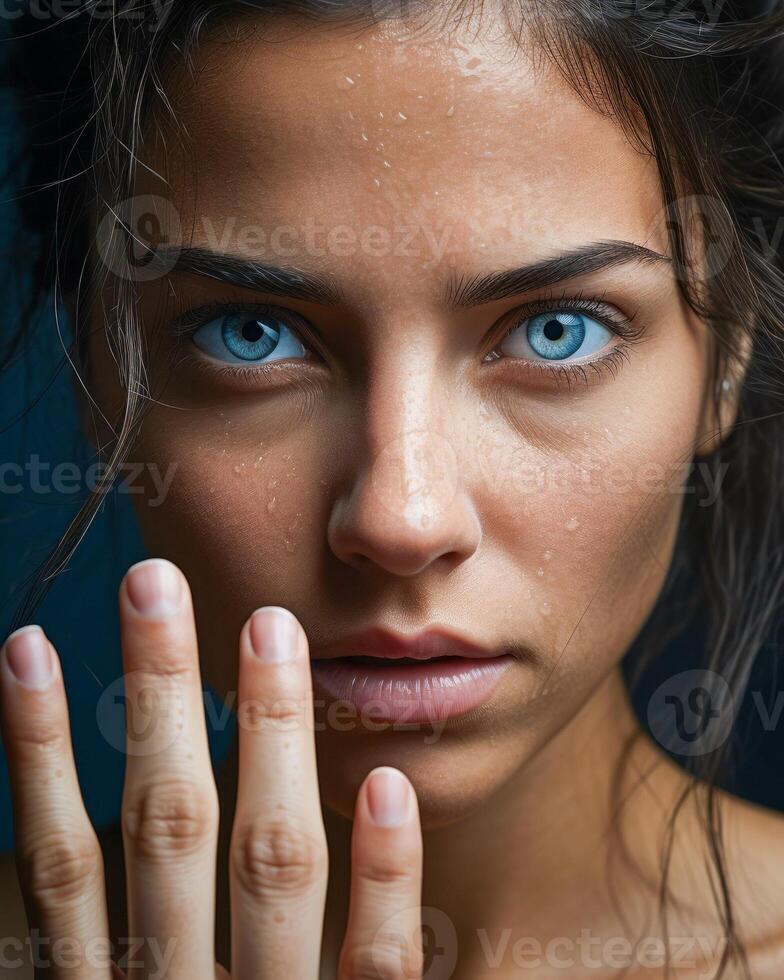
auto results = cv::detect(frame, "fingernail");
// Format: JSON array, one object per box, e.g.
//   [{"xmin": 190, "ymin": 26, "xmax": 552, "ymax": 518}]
[
  {"xmin": 366, "ymin": 767, "xmax": 410, "ymax": 828},
  {"xmin": 248, "ymin": 607, "xmax": 299, "ymax": 663},
  {"xmin": 3, "ymin": 626, "xmax": 54, "ymax": 690},
  {"xmin": 125, "ymin": 558, "xmax": 183, "ymax": 618}
]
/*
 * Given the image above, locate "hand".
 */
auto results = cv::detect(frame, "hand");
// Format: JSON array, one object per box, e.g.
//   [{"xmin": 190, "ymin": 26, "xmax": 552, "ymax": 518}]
[{"xmin": 0, "ymin": 558, "xmax": 424, "ymax": 979}]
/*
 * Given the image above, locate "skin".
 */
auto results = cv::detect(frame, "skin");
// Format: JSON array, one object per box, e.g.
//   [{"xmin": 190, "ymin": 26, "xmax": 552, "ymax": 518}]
[{"xmin": 1, "ymin": 5, "xmax": 784, "ymax": 978}]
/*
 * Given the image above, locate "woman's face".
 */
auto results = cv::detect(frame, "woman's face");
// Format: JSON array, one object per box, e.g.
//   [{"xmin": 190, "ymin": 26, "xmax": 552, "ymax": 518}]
[{"xmin": 90, "ymin": 12, "xmax": 715, "ymax": 825}]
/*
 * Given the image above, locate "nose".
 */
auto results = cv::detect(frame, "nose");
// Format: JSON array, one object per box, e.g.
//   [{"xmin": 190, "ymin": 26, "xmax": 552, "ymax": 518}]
[{"xmin": 327, "ymin": 427, "xmax": 482, "ymax": 577}]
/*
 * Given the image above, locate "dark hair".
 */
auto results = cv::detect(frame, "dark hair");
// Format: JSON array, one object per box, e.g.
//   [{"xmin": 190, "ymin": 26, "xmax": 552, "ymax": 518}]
[{"xmin": 3, "ymin": 0, "xmax": 784, "ymax": 975}]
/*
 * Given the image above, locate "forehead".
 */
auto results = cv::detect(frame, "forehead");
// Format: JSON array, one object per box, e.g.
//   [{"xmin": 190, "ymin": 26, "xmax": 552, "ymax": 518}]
[{"xmin": 148, "ymin": 13, "xmax": 667, "ymax": 291}]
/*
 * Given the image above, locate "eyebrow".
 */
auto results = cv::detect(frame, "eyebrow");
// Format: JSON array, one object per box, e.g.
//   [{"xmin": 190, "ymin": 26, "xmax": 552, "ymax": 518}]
[
  {"xmin": 155, "ymin": 245, "xmax": 348, "ymax": 306},
  {"xmin": 444, "ymin": 240, "xmax": 670, "ymax": 308},
  {"xmin": 154, "ymin": 239, "xmax": 670, "ymax": 309}
]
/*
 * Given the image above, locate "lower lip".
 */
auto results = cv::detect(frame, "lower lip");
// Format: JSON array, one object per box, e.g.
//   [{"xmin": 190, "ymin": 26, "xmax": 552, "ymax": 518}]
[{"xmin": 310, "ymin": 655, "xmax": 515, "ymax": 724}]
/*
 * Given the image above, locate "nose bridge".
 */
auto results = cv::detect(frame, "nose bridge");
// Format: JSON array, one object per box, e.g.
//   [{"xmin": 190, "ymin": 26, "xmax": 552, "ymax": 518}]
[{"xmin": 327, "ymin": 328, "xmax": 481, "ymax": 576}]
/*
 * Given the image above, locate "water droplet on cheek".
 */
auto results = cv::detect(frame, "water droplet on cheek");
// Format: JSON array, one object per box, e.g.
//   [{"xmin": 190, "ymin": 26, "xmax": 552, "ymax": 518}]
[
  {"xmin": 267, "ymin": 497, "xmax": 277, "ymax": 513},
  {"xmin": 536, "ymin": 566, "xmax": 545, "ymax": 577},
  {"xmin": 540, "ymin": 601, "xmax": 552, "ymax": 617},
  {"xmin": 543, "ymin": 550, "xmax": 553, "ymax": 561},
  {"xmin": 565, "ymin": 516, "xmax": 580, "ymax": 531},
  {"xmin": 337, "ymin": 75, "xmax": 355, "ymax": 90}
]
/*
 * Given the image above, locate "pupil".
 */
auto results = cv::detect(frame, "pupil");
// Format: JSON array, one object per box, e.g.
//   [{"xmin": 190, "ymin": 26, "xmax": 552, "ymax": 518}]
[
  {"xmin": 543, "ymin": 319, "xmax": 564, "ymax": 342},
  {"xmin": 242, "ymin": 320, "xmax": 263, "ymax": 342}
]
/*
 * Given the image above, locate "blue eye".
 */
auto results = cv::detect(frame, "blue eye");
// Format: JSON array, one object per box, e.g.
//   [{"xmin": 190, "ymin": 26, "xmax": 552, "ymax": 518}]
[
  {"xmin": 191, "ymin": 312, "xmax": 308, "ymax": 364},
  {"xmin": 500, "ymin": 310, "xmax": 613, "ymax": 362}
]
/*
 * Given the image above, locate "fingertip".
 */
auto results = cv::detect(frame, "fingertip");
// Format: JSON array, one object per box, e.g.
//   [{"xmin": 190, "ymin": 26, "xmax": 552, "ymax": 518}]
[
  {"xmin": 244, "ymin": 605, "xmax": 304, "ymax": 664},
  {"xmin": 121, "ymin": 557, "xmax": 187, "ymax": 619},
  {"xmin": 1, "ymin": 625, "xmax": 56, "ymax": 691},
  {"xmin": 363, "ymin": 766, "xmax": 414, "ymax": 829}
]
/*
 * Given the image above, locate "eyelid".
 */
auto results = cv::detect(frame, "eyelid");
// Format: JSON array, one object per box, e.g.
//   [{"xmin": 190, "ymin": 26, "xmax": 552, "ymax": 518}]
[
  {"xmin": 491, "ymin": 290, "xmax": 644, "ymax": 351},
  {"xmin": 169, "ymin": 300, "xmax": 310, "ymax": 337}
]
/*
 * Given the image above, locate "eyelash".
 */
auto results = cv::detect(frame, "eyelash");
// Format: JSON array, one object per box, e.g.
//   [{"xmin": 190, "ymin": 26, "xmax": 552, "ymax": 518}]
[
  {"xmin": 485, "ymin": 289, "xmax": 645, "ymax": 389},
  {"xmin": 167, "ymin": 292, "xmax": 645, "ymax": 389}
]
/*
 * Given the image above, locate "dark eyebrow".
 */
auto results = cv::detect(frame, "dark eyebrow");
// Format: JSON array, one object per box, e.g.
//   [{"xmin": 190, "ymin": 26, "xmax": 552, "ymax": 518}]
[
  {"xmin": 156, "ymin": 246, "xmax": 348, "ymax": 306},
  {"xmin": 444, "ymin": 240, "xmax": 671, "ymax": 309},
  {"xmin": 155, "ymin": 239, "xmax": 669, "ymax": 309}
]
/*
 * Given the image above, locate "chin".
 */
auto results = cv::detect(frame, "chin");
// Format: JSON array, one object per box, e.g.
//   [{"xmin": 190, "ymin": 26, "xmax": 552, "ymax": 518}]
[{"xmin": 313, "ymin": 711, "xmax": 541, "ymax": 829}]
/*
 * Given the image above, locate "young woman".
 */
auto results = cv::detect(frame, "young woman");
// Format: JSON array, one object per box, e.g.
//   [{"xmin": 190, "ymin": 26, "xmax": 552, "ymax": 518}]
[{"xmin": 1, "ymin": 0, "xmax": 784, "ymax": 976}]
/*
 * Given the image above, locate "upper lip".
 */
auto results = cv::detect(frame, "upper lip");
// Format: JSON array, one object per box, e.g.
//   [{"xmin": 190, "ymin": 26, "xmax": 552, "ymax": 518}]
[{"xmin": 310, "ymin": 626, "xmax": 498, "ymax": 661}]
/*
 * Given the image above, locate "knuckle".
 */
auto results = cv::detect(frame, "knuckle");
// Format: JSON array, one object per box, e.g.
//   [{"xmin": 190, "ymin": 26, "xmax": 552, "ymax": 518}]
[
  {"xmin": 357, "ymin": 859, "xmax": 418, "ymax": 889},
  {"xmin": 13, "ymin": 727, "xmax": 68, "ymax": 762},
  {"xmin": 20, "ymin": 833, "xmax": 103, "ymax": 912},
  {"xmin": 123, "ymin": 778, "xmax": 219, "ymax": 860},
  {"xmin": 231, "ymin": 816, "xmax": 327, "ymax": 901},
  {"xmin": 340, "ymin": 939, "xmax": 415, "ymax": 980},
  {"xmin": 238, "ymin": 697, "xmax": 306, "ymax": 730}
]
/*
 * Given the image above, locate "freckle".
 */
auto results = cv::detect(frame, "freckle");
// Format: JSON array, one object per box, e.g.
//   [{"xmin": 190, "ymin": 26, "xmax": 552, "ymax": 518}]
[
  {"xmin": 55, "ymin": 768, "xmax": 63, "ymax": 778},
  {"xmin": 274, "ymin": 912, "xmax": 286, "ymax": 924},
  {"xmin": 540, "ymin": 602, "xmax": 552, "ymax": 617},
  {"xmin": 267, "ymin": 497, "xmax": 277, "ymax": 513},
  {"xmin": 565, "ymin": 516, "xmax": 580, "ymax": 531},
  {"xmin": 187, "ymin": 753, "xmax": 193, "ymax": 760}
]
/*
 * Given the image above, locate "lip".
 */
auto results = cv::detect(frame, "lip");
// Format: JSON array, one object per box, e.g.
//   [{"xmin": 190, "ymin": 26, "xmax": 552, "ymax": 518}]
[
  {"xmin": 311, "ymin": 626, "xmax": 499, "ymax": 661},
  {"xmin": 309, "ymin": 627, "xmax": 516, "ymax": 724}
]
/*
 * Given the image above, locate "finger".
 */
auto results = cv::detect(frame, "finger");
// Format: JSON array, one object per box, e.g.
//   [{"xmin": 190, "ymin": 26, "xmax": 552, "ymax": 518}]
[
  {"xmin": 0, "ymin": 625, "xmax": 113, "ymax": 980},
  {"xmin": 118, "ymin": 559, "xmax": 219, "ymax": 980},
  {"xmin": 339, "ymin": 768, "xmax": 423, "ymax": 980},
  {"xmin": 229, "ymin": 607, "xmax": 328, "ymax": 980}
]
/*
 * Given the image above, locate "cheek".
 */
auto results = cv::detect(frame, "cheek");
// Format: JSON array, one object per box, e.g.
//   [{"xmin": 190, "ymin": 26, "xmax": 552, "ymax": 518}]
[
  {"xmin": 128, "ymin": 403, "xmax": 328, "ymax": 684},
  {"xmin": 473, "ymin": 355, "xmax": 704, "ymax": 678}
]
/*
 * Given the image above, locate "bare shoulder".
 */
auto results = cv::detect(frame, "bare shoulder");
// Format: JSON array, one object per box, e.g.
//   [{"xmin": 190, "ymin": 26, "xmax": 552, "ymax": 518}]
[
  {"xmin": 715, "ymin": 787, "xmax": 784, "ymax": 978},
  {"xmin": 0, "ymin": 848, "xmax": 31, "ymax": 978}
]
